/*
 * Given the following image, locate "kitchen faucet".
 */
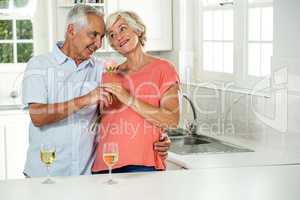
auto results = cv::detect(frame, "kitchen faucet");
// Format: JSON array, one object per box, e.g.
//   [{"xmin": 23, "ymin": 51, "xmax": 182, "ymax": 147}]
[{"xmin": 182, "ymin": 93, "xmax": 198, "ymax": 135}]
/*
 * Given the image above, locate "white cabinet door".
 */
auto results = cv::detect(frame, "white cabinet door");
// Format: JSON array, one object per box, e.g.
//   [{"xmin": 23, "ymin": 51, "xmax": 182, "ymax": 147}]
[
  {"xmin": 0, "ymin": 125, "xmax": 5, "ymax": 180},
  {"xmin": 0, "ymin": 72, "xmax": 24, "ymax": 107},
  {"xmin": 106, "ymin": 0, "xmax": 172, "ymax": 51},
  {"xmin": 54, "ymin": 0, "xmax": 172, "ymax": 51},
  {"xmin": 55, "ymin": 5, "xmax": 105, "ymax": 43},
  {"xmin": 0, "ymin": 111, "xmax": 29, "ymax": 179},
  {"xmin": 54, "ymin": 0, "xmax": 105, "ymax": 49}
]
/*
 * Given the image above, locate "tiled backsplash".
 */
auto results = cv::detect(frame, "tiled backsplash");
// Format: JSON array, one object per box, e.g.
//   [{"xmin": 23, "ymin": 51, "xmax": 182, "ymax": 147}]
[{"xmin": 180, "ymin": 80, "xmax": 300, "ymax": 145}]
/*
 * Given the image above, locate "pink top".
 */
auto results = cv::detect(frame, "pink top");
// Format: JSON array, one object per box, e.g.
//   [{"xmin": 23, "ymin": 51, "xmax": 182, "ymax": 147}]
[{"xmin": 92, "ymin": 59, "xmax": 180, "ymax": 172}]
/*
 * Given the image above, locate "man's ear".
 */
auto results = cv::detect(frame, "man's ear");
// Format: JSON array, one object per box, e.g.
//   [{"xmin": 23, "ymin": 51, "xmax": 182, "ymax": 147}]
[{"xmin": 66, "ymin": 24, "xmax": 76, "ymax": 38}]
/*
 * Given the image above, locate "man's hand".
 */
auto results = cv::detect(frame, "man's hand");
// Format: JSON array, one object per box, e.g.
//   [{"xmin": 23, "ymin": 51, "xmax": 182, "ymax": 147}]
[
  {"xmin": 154, "ymin": 133, "xmax": 171, "ymax": 160},
  {"xmin": 101, "ymin": 83, "xmax": 132, "ymax": 106},
  {"xmin": 28, "ymin": 87, "xmax": 113, "ymax": 128},
  {"xmin": 87, "ymin": 86, "xmax": 113, "ymax": 107}
]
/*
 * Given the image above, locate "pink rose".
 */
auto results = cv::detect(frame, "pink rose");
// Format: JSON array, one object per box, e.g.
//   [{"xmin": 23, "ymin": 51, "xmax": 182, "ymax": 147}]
[{"xmin": 104, "ymin": 59, "xmax": 118, "ymax": 75}]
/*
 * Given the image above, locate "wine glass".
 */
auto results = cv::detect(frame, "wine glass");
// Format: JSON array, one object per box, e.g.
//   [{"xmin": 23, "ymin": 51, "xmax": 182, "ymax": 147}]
[
  {"xmin": 40, "ymin": 143, "xmax": 56, "ymax": 184},
  {"xmin": 102, "ymin": 143, "xmax": 119, "ymax": 184}
]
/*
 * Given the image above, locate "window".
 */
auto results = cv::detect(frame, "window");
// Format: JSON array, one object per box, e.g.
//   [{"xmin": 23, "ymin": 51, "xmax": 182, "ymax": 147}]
[
  {"xmin": 0, "ymin": 0, "xmax": 34, "ymax": 64},
  {"xmin": 247, "ymin": 0, "xmax": 273, "ymax": 77},
  {"xmin": 202, "ymin": 1, "xmax": 234, "ymax": 74},
  {"xmin": 199, "ymin": 0, "xmax": 273, "ymax": 86}
]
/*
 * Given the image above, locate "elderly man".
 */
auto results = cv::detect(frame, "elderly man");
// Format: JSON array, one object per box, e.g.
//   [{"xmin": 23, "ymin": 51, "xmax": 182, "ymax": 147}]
[{"xmin": 22, "ymin": 4, "xmax": 170, "ymax": 177}]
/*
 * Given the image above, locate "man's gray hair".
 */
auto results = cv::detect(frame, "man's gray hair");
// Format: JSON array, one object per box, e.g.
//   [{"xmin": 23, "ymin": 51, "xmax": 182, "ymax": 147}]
[{"xmin": 66, "ymin": 4, "xmax": 104, "ymax": 33}]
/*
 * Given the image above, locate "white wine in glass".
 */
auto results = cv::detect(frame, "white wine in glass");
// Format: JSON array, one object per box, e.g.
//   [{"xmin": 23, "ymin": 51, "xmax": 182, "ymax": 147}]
[
  {"xmin": 40, "ymin": 144, "xmax": 56, "ymax": 184},
  {"xmin": 102, "ymin": 143, "xmax": 119, "ymax": 184}
]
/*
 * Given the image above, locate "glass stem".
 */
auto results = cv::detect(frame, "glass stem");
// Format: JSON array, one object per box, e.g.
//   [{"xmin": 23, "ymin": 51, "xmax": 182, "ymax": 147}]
[
  {"xmin": 109, "ymin": 166, "xmax": 112, "ymax": 181},
  {"xmin": 46, "ymin": 165, "xmax": 50, "ymax": 178}
]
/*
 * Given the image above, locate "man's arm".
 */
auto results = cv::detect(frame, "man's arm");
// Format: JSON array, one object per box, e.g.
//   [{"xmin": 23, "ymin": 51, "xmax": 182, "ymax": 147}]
[
  {"xmin": 29, "ymin": 87, "xmax": 111, "ymax": 127},
  {"xmin": 154, "ymin": 134, "xmax": 171, "ymax": 160}
]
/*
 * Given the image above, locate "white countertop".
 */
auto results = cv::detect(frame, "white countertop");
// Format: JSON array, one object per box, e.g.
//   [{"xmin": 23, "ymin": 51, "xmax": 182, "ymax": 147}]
[
  {"xmin": 1, "ymin": 165, "xmax": 300, "ymax": 200},
  {"xmin": 167, "ymin": 131, "xmax": 300, "ymax": 169},
  {"xmin": 168, "ymin": 150, "xmax": 300, "ymax": 170}
]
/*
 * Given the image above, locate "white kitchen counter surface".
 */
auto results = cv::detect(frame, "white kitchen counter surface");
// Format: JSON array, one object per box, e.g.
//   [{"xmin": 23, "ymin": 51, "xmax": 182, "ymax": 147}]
[
  {"xmin": 168, "ymin": 150, "xmax": 300, "ymax": 169},
  {"xmin": 167, "ymin": 131, "xmax": 300, "ymax": 169},
  {"xmin": 1, "ymin": 165, "xmax": 300, "ymax": 200}
]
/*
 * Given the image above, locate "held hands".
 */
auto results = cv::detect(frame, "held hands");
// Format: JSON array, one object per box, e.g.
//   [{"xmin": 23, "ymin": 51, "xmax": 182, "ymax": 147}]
[
  {"xmin": 101, "ymin": 83, "xmax": 171, "ymax": 160},
  {"xmin": 101, "ymin": 83, "xmax": 133, "ymax": 106},
  {"xmin": 87, "ymin": 87, "xmax": 113, "ymax": 107}
]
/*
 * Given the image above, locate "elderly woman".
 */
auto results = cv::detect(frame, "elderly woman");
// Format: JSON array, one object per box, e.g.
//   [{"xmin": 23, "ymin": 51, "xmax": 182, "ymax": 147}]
[{"xmin": 92, "ymin": 11, "xmax": 180, "ymax": 174}]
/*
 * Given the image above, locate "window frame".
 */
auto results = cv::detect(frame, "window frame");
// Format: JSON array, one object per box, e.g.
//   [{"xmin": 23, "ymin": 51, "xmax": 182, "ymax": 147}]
[
  {"xmin": 197, "ymin": 0, "xmax": 273, "ymax": 89},
  {"xmin": 244, "ymin": 1, "xmax": 273, "ymax": 88},
  {"xmin": 0, "ymin": 0, "xmax": 34, "ymax": 68},
  {"xmin": 202, "ymin": 7, "xmax": 234, "ymax": 74}
]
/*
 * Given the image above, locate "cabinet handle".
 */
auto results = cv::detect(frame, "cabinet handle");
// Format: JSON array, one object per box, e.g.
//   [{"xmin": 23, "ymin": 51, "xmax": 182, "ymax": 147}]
[{"xmin": 10, "ymin": 91, "xmax": 19, "ymax": 98}]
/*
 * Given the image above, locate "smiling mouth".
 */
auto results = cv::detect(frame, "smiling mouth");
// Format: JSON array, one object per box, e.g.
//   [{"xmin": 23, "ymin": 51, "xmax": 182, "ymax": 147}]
[
  {"xmin": 87, "ymin": 45, "xmax": 96, "ymax": 53},
  {"xmin": 119, "ymin": 39, "xmax": 129, "ymax": 47}
]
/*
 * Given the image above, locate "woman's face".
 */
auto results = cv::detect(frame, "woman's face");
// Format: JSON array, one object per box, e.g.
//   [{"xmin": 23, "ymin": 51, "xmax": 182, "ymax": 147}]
[{"xmin": 107, "ymin": 17, "xmax": 140, "ymax": 55}]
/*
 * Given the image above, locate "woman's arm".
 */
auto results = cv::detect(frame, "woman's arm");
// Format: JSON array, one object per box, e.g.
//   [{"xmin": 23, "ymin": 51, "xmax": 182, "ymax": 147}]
[
  {"xmin": 102, "ymin": 83, "xmax": 180, "ymax": 129},
  {"xmin": 132, "ymin": 85, "xmax": 179, "ymax": 129}
]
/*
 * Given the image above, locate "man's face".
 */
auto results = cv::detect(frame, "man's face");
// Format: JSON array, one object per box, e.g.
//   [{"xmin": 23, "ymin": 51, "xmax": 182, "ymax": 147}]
[{"xmin": 71, "ymin": 14, "xmax": 105, "ymax": 62}]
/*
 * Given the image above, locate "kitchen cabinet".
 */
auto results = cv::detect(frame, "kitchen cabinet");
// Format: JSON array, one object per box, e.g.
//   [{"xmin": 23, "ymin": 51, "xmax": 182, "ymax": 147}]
[
  {"xmin": 54, "ymin": 0, "xmax": 107, "ymax": 51},
  {"xmin": 0, "ymin": 71, "xmax": 24, "ymax": 107},
  {"xmin": 106, "ymin": 0, "xmax": 172, "ymax": 51},
  {"xmin": 0, "ymin": 110, "xmax": 29, "ymax": 180},
  {"xmin": 0, "ymin": 125, "xmax": 5, "ymax": 180},
  {"xmin": 53, "ymin": 0, "xmax": 172, "ymax": 51}
]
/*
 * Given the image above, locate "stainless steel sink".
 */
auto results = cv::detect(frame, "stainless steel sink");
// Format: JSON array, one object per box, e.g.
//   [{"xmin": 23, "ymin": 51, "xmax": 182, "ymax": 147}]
[
  {"xmin": 166, "ymin": 128, "xmax": 254, "ymax": 155},
  {"xmin": 183, "ymin": 135, "xmax": 210, "ymax": 145}
]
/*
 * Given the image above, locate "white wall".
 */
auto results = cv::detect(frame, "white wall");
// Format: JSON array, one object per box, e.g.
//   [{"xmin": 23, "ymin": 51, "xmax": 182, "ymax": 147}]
[
  {"xmin": 274, "ymin": 0, "xmax": 300, "ymax": 58},
  {"xmin": 159, "ymin": 0, "xmax": 181, "ymax": 70},
  {"xmin": 271, "ymin": 0, "xmax": 300, "ymax": 133},
  {"xmin": 159, "ymin": 0, "xmax": 198, "ymax": 84},
  {"xmin": 33, "ymin": 0, "xmax": 52, "ymax": 55}
]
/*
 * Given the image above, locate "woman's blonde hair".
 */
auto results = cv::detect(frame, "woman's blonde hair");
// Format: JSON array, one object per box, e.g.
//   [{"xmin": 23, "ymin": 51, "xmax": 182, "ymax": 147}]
[{"xmin": 106, "ymin": 11, "xmax": 147, "ymax": 46}]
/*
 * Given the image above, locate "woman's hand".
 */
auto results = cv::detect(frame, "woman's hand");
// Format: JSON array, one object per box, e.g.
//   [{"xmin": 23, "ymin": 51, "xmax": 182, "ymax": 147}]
[{"xmin": 101, "ymin": 83, "xmax": 133, "ymax": 106}]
